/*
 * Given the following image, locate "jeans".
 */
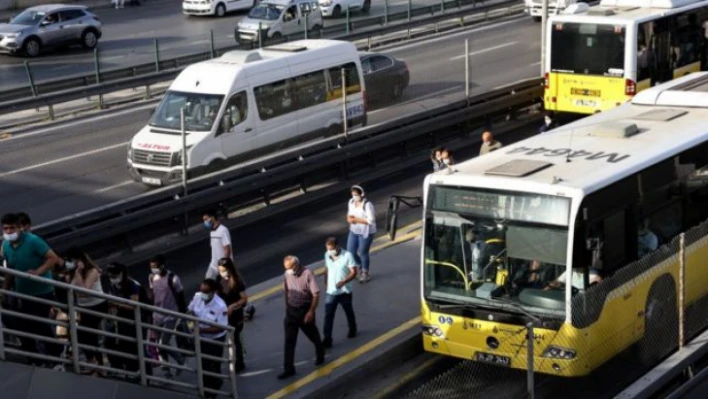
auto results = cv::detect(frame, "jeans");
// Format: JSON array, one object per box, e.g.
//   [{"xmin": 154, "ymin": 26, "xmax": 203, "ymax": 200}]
[
  {"xmin": 347, "ymin": 231, "xmax": 375, "ymax": 272},
  {"xmin": 283, "ymin": 304, "xmax": 323, "ymax": 372},
  {"xmin": 155, "ymin": 318, "xmax": 186, "ymax": 366},
  {"xmin": 323, "ymin": 293, "xmax": 356, "ymax": 341}
]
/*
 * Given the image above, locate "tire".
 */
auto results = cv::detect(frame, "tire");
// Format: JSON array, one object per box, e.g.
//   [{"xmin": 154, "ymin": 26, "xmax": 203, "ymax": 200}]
[
  {"xmin": 215, "ymin": 3, "xmax": 226, "ymax": 17},
  {"xmin": 332, "ymin": 5, "xmax": 342, "ymax": 18},
  {"xmin": 637, "ymin": 276, "xmax": 678, "ymax": 367},
  {"xmin": 271, "ymin": 31, "xmax": 282, "ymax": 41},
  {"xmin": 23, "ymin": 37, "xmax": 41, "ymax": 57},
  {"xmin": 311, "ymin": 24, "xmax": 322, "ymax": 37},
  {"xmin": 362, "ymin": 0, "xmax": 371, "ymax": 13},
  {"xmin": 206, "ymin": 159, "xmax": 227, "ymax": 174},
  {"xmin": 81, "ymin": 29, "xmax": 99, "ymax": 50}
]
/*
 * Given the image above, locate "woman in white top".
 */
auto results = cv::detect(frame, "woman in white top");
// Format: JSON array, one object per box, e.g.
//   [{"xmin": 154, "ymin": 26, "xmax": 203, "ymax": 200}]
[
  {"xmin": 64, "ymin": 247, "xmax": 107, "ymax": 373},
  {"xmin": 346, "ymin": 185, "xmax": 377, "ymax": 283}
]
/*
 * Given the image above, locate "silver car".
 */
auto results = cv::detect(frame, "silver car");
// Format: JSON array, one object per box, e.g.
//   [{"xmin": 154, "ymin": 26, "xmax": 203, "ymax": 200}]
[{"xmin": 0, "ymin": 4, "xmax": 103, "ymax": 57}]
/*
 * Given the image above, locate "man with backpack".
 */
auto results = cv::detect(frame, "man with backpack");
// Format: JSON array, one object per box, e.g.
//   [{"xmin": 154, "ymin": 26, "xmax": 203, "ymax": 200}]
[{"xmin": 147, "ymin": 255, "xmax": 188, "ymax": 378}]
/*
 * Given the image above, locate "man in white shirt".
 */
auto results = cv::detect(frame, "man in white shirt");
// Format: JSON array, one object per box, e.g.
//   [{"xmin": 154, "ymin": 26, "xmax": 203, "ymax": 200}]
[
  {"xmin": 203, "ymin": 209, "xmax": 232, "ymax": 280},
  {"xmin": 188, "ymin": 279, "xmax": 228, "ymax": 399},
  {"xmin": 546, "ymin": 267, "xmax": 602, "ymax": 291}
]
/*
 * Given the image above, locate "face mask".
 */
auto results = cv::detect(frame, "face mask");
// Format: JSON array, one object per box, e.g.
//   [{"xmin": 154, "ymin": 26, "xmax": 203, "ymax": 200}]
[
  {"xmin": 352, "ymin": 195, "xmax": 362, "ymax": 202},
  {"xmin": 203, "ymin": 220, "xmax": 213, "ymax": 230},
  {"xmin": 286, "ymin": 269, "xmax": 295, "ymax": 275},
  {"xmin": 199, "ymin": 292, "xmax": 213, "ymax": 302},
  {"xmin": 65, "ymin": 260, "xmax": 77, "ymax": 271},
  {"xmin": 442, "ymin": 159, "xmax": 450, "ymax": 165},
  {"xmin": 545, "ymin": 117, "xmax": 552, "ymax": 126},
  {"xmin": 219, "ymin": 271, "xmax": 230, "ymax": 279},
  {"xmin": 151, "ymin": 268, "xmax": 161, "ymax": 275},
  {"xmin": 328, "ymin": 249, "xmax": 338, "ymax": 257},
  {"xmin": 110, "ymin": 277, "xmax": 122, "ymax": 285},
  {"xmin": 3, "ymin": 232, "xmax": 18, "ymax": 242}
]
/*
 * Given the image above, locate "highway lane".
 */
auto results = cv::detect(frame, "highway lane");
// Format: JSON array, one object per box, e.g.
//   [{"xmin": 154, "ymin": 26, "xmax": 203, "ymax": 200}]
[
  {"xmin": 0, "ymin": 17, "xmax": 541, "ymax": 225},
  {"xmin": 0, "ymin": 0, "xmax": 486, "ymax": 91}
]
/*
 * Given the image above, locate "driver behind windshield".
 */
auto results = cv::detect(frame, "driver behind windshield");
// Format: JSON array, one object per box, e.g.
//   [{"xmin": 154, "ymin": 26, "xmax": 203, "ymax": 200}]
[
  {"xmin": 512, "ymin": 260, "xmax": 547, "ymax": 291},
  {"xmin": 544, "ymin": 267, "xmax": 602, "ymax": 291}
]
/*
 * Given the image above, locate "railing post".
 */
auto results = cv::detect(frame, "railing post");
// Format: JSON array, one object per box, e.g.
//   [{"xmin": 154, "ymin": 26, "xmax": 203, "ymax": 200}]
[
  {"xmin": 154, "ymin": 39, "xmax": 160, "ymax": 72},
  {"xmin": 341, "ymin": 68, "xmax": 348, "ymax": 140},
  {"xmin": 346, "ymin": 6, "xmax": 351, "ymax": 34},
  {"xmin": 194, "ymin": 324, "xmax": 205, "ymax": 398},
  {"xmin": 465, "ymin": 39, "xmax": 471, "ymax": 101},
  {"xmin": 258, "ymin": 22, "xmax": 263, "ymax": 49},
  {"xmin": 227, "ymin": 330, "xmax": 238, "ymax": 398},
  {"xmin": 440, "ymin": 0, "xmax": 445, "ymax": 13},
  {"xmin": 134, "ymin": 306, "xmax": 148, "ymax": 386},
  {"xmin": 679, "ymin": 233, "xmax": 686, "ymax": 349},
  {"xmin": 24, "ymin": 61, "xmax": 37, "ymax": 98},
  {"xmin": 407, "ymin": 0, "xmax": 412, "ymax": 38},
  {"xmin": 67, "ymin": 291, "xmax": 81, "ymax": 374},
  {"xmin": 0, "ymin": 294, "xmax": 6, "ymax": 361},
  {"xmin": 526, "ymin": 322, "xmax": 535, "ymax": 399},
  {"xmin": 384, "ymin": 0, "xmax": 388, "ymax": 25},
  {"xmin": 304, "ymin": 13, "xmax": 308, "ymax": 40},
  {"xmin": 210, "ymin": 30, "xmax": 216, "ymax": 59},
  {"xmin": 94, "ymin": 48, "xmax": 104, "ymax": 109}
]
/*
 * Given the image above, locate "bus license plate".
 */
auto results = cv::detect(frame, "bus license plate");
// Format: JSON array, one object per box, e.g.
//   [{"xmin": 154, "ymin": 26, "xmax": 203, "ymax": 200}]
[
  {"xmin": 474, "ymin": 352, "xmax": 511, "ymax": 367},
  {"xmin": 141, "ymin": 177, "xmax": 162, "ymax": 186},
  {"xmin": 574, "ymin": 99, "xmax": 597, "ymax": 107}
]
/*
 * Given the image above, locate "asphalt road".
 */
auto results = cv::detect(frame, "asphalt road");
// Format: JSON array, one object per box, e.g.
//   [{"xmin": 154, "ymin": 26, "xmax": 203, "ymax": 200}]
[
  {"xmin": 0, "ymin": 0, "xmax": 492, "ymax": 90},
  {"xmin": 0, "ymin": 17, "xmax": 540, "ymax": 226}
]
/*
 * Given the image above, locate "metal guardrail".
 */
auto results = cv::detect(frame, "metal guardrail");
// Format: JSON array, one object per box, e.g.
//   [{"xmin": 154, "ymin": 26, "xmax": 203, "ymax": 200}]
[
  {"xmin": 0, "ymin": 0, "xmax": 523, "ymax": 113},
  {"xmin": 32, "ymin": 78, "xmax": 543, "ymax": 257},
  {"xmin": 0, "ymin": 266, "xmax": 238, "ymax": 398}
]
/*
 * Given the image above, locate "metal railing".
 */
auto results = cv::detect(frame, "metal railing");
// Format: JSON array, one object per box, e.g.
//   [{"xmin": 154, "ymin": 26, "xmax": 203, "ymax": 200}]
[
  {"xmin": 0, "ymin": 266, "xmax": 238, "ymax": 398},
  {"xmin": 32, "ymin": 78, "xmax": 543, "ymax": 258},
  {"xmin": 0, "ymin": 0, "xmax": 524, "ymax": 115}
]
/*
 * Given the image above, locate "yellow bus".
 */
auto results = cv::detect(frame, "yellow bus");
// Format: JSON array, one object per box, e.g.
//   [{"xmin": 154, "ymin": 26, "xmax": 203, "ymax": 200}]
[
  {"xmin": 420, "ymin": 73, "xmax": 708, "ymax": 376},
  {"xmin": 544, "ymin": 0, "xmax": 708, "ymax": 115}
]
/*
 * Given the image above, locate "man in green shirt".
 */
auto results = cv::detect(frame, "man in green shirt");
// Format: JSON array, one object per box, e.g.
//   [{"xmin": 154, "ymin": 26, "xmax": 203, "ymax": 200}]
[{"xmin": 1, "ymin": 213, "xmax": 62, "ymax": 359}]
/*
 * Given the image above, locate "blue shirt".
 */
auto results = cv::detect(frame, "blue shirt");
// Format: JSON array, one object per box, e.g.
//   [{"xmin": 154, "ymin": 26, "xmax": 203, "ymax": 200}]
[
  {"xmin": 2, "ymin": 232, "xmax": 53, "ymax": 296},
  {"xmin": 324, "ymin": 249, "xmax": 357, "ymax": 295}
]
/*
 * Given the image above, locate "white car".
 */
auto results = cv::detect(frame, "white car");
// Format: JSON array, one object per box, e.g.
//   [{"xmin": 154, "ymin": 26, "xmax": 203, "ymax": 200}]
[
  {"xmin": 183, "ymin": 0, "xmax": 257, "ymax": 17},
  {"xmin": 318, "ymin": 0, "xmax": 370, "ymax": 18},
  {"xmin": 523, "ymin": 0, "xmax": 578, "ymax": 21},
  {"xmin": 237, "ymin": 0, "xmax": 323, "ymax": 42}
]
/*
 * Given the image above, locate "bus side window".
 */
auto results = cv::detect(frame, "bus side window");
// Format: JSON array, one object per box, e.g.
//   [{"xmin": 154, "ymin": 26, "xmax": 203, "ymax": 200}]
[
  {"xmin": 637, "ymin": 22, "xmax": 652, "ymax": 82},
  {"xmin": 601, "ymin": 210, "xmax": 627, "ymax": 273}
]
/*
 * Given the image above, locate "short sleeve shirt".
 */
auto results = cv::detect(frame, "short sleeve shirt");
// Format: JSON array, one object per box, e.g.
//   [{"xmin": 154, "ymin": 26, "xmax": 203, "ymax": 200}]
[
  {"xmin": 150, "ymin": 272, "xmax": 183, "ymax": 323},
  {"xmin": 188, "ymin": 293, "xmax": 228, "ymax": 339},
  {"xmin": 209, "ymin": 224, "xmax": 232, "ymax": 271},
  {"xmin": 284, "ymin": 268, "xmax": 319, "ymax": 308},
  {"xmin": 2, "ymin": 232, "xmax": 53, "ymax": 296},
  {"xmin": 324, "ymin": 249, "xmax": 357, "ymax": 295},
  {"xmin": 348, "ymin": 199, "xmax": 377, "ymax": 236},
  {"xmin": 219, "ymin": 279, "xmax": 246, "ymax": 325}
]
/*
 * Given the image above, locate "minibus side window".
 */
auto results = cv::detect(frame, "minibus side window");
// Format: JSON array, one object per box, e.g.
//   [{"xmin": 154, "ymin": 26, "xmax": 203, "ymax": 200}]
[
  {"xmin": 328, "ymin": 62, "xmax": 361, "ymax": 96},
  {"xmin": 254, "ymin": 79, "xmax": 296, "ymax": 120},
  {"xmin": 294, "ymin": 71, "xmax": 327, "ymax": 108},
  {"xmin": 218, "ymin": 91, "xmax": 248, "ymax": 134}
]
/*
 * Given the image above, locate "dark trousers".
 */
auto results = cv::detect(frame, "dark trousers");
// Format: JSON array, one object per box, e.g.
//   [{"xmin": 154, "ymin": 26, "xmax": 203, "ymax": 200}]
[
  {"xmin": 17, "ymin": 291, "xmax": 62, "ymax": 360},
  {"xmin": 232, "ymin": 323, "xmax": 244, "ymax": 368},
  {"xmin": 78, "ymin": 301, "xmax": 107, "ymax": 364},
  {"xmin": 283, "ymin": 304, "xmax": 323, "ymax": 371},
  {"xmin": 106, "ymin": 320, "xmax": 139, "ymax": 373},
  {"xmin": 201, "ymin": 335, "xmax": 225, "ymax": 396},
  {"xmin": 323, "ymin": 293, "xmax": 356, "ymax": 340}
]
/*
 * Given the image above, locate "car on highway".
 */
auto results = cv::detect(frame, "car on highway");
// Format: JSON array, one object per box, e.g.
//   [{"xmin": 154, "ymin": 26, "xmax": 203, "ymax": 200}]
[
  {"xmin": 236, "ymin": 0, "xmax": 322, "ymax": 43},
  {"xmin": 360, "ymin": 52, "xmax": 409, "ymax": 102},
  {"xmin": 318, "ymin": 0, "xmax": 370, "ymax": 18},
  {"xmin": 0, "ymin": 4, "xmax": 102, "ymax": 57},
  {"xmin": 183, "ymin": 0, "xmax": 257, "ymax": 17}
]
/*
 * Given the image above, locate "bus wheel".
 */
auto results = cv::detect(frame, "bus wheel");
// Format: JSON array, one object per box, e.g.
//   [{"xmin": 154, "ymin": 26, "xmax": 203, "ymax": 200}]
[{"xmin": 637, "ymin": 275, "xmax": 677, "ymax": 367}]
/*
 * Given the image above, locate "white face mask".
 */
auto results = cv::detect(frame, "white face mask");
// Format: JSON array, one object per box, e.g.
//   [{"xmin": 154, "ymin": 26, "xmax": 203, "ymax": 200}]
[
  {"xmin": 3, "ymin": 232, "xmax": 19, "ymax": 242},
  {"xmin": 545, "ymin": 117, "xmax": 552, "ymax": 126},
  {"xmin": 150, "ymin": 268, "xmax": 161, "ymax": 275},
  {"xmin": 65, "ymin": 260, "xmax": 77, "ymax": 271},
  {"xmin": 285, "ymin": 269, "xmax": 295, "ymax": 275},
  {"xmin": 110, "ymin": 277, "xmax": 122, "ymax": 285},
  {"xmin": 442, "ymin": 159, "xmax": 450, "ymax": 165},
  {"xmin": 199, "ymin": 292, "xmax": 213, "ymax": 302},
  {"xmin": 328, "ymin": 249, "xmax": 338, "ymax": 257},
  {"xmin": 219, "ymin": 271, "xmax": 230, "ymax": 280},
  {"xmin": 352, "ymin": 195, "xmax": 362, "ymax": 202}
]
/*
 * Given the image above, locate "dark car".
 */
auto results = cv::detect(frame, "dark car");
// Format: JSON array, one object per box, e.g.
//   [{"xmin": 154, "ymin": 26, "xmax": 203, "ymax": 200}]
[{"xmin": 359, "ymin": 52, "xmax": 409, "ymax": 103}]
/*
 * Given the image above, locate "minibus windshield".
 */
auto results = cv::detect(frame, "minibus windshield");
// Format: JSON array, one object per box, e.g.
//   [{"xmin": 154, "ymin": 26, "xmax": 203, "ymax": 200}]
[{"xmin": 150, "ymin": 91, "xmax": 224, "ymax": 132}]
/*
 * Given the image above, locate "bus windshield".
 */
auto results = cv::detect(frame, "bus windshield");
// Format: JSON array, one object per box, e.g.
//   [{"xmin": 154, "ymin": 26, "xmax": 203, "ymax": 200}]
[
  {"xmin": 424, "ymin": 186, "xmax": 573, "ymax": 318},
  {"xmin": 551, "ymin": 22, "xmax": 626, "ymax": 76},
  {"xmin": 149, "ymin": 91, "xmax": 224, "ymax": 132}
]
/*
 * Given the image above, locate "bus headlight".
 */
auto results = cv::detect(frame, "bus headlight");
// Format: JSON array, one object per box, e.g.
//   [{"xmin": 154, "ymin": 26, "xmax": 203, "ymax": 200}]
[
  {"xmin": 422, "ymin": 325, "xmax": 445, "ymax": 339},
  {"xmin": 542, "ymin": 346, "xmax": 576, "ymax": 359}
]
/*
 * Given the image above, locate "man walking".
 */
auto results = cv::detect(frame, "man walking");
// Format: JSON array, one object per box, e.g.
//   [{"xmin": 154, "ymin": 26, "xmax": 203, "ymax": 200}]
[
  {"xmin": 279, "ymin": 255, "xmax": 325, "ymax": 379},
  {"xmin": 203, "ymin": 209, "xmax": 232, "ymax": 280},
  {"xmin": 322, "ymin": 237, "xmax": 357, "ymax": 348},
  {"xmin": 1, "ymin": 213, "xmax": 62, "ymax": 362},
  {"xmin": 479, "ymin": 131, "xmax": 503, "ymax": 156}
]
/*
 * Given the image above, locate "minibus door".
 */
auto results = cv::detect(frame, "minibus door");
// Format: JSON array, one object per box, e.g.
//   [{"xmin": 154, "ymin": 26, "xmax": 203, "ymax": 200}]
[{"xmin": 218, "ymin": 91, "xmax": 256, "ymax": 159}]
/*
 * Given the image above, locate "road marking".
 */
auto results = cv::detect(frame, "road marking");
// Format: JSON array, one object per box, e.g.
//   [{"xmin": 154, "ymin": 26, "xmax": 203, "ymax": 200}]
[
  {"xmin": 93, "ymin": 180, "xmax": 134, "ymax": 194},
  {"xmin": 266, "ymin": 316, "xmax": 421, "ymax": 399},
  {"xmin": 248, "ymin": 220, "xmax": 422, "ymax": 302},
  {"xmin": 0, "ymin": 142, "xmax": 128, "ymax": 178},
  {"xmin": 385, "ymin": 16, "xmax": 526, "ymax": 53},
  {"xmin": 449, "ymin": 41, "xmax": 518, "ymax": 61},
  {"xmin": 529, "ymin": 61, "xmax": 541, "ymax": 67}
]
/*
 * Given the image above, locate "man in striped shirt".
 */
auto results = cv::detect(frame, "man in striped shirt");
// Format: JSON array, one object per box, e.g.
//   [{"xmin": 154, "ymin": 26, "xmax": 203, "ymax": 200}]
[{"xmin": 279, "ymin": 255, "xmax": 325, "ymax": 379}]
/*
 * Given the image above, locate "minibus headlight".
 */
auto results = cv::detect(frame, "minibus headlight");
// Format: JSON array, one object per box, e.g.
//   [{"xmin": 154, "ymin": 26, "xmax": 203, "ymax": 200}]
[
  {"xmin": 421, "ymin": 325, "xmax": 445, "ymax": 339},
  {"xmin": 542, "ymin": 346, "xmax": 576, "ymax": 359}
]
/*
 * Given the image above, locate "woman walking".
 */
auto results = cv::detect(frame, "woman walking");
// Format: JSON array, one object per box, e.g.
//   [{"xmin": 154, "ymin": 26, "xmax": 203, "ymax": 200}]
[
  {"xmin": 65, "ymin": 247, "xmax": 108, "ymax": 374},
  {"xmin": 346, "ymin": 185, "xmax": 377, "ymax": 283},
  {"xmin": 217, "ymin": 258, "xmax": 248, "ymax": 373}
]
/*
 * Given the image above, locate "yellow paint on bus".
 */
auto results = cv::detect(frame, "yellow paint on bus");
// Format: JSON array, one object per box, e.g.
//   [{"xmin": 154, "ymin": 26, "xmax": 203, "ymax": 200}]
[{"xmin": 545, "ymin": 72, "xmax": 630, "ymax": 115}]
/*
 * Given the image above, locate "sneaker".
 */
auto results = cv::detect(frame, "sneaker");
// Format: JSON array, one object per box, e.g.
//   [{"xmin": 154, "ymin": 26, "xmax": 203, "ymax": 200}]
[
  {"xmin": 322, "ymin": 337, "xmax": 333, "ymax": 349},
  {"xmin": 358, "ymin": 272, "xmax": 366, "ymax": 283},
  {"xmin": 347, "ymin": 328, "xmax": 357, "ymax": 339},
  {"xmin": 277, "ymin": 369, "xmax": 296, "ymax": 379},
  {"xmin": 315, "ymin": 354, "xmax": 325, "ymax": 366},
  {"xmin": 363, "ymin": 272, "xmax": 371, "ymax": 283}
]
